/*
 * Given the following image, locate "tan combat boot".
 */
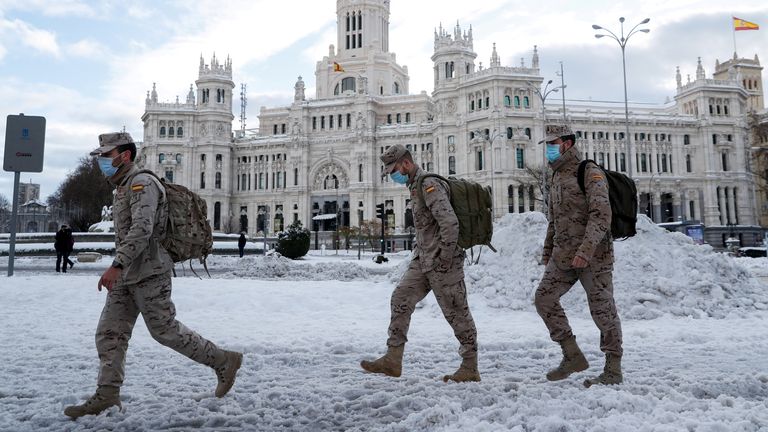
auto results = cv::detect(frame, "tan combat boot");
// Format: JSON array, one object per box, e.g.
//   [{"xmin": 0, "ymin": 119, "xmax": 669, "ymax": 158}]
[
  {"xmin": 360, "ymin": 345, "xmax": 404, "ymax": 377},
  {"xmin": 584, "ymin": 354, "xmax": 623, "ymax": 387},
  {"xmin": 214, "ymin": 350, "xmax": 243, "ymax": 397},
  {"xmin": 546, "ymin": 336, "xmax": 589, "ymax": 381},
  {"xmin": 64, "ymin": 385, "xmax": 121, "ymax": 419},
  {"xmin": 443, "ymin": 356, "xmax": 481, "ymax": 383}
]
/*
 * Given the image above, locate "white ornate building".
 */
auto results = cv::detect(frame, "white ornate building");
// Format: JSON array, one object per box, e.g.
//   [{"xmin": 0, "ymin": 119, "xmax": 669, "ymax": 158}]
[{"xmin": 138, "ymin": 0, "xmax": 765, "ymax": 247}]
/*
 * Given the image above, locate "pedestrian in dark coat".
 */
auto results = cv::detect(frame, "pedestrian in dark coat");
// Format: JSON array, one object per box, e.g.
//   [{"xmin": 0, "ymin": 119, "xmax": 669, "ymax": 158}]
[{"xmin": 238, "ymin": 233, "xmax": 247, "ymax": 258}]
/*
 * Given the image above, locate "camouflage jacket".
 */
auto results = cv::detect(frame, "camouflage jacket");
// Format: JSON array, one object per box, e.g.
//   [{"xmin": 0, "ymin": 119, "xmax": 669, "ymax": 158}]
[
  {"xmin": 409, "ymin": 168, "xmax": 464, "ymax": 282},
  {"xmin": 112, "ymin": 166, "xmax": 173, "ymax": 284},
  {"xmin": 543, "ymin": 145, "xmax": 613, "ymax": 272}
]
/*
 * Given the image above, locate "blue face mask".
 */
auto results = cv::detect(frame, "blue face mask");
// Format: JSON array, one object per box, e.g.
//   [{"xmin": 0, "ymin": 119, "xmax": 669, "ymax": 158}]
[
  {"xmin": 546, "ymin": 144, "xmax": 561, "ymax": 163},
  {"xmin": 98, "ymin": 155, "xmax": 122, "ymax": 177},
  {"xmin": 390, "ymin": 171, "xmax": 409, "ymax": 184}
]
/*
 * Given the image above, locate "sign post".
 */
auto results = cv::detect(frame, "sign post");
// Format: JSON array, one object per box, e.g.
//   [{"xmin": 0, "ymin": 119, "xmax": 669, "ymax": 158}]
[{"xmin": 4, "ymin": 114, "xmax": 46, "ymax": 277}]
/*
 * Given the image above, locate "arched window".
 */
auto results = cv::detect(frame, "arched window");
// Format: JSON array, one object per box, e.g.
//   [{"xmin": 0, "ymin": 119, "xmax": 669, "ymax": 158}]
[
  {"xmin": 215, "ymin": 172, "xmax": 222, "ymax": 189},
  {"xmin": 448, "ymin": 156, "xmax": 456, "ymax": 175},
  {"xmin": 168, "ymin": 126, "xmax": 174, "ymax": 136},
  {"xmin": 158, "ymin": 153, "xmax": 165, "ymax": 163},
  {"xmin": 525, "ymin": 128, "xmax": 531, "ymax": 138},
  {"xmin": 324, "ymin": 174, "xmax": 339, "ymax": 189},
  {"xmin": 177, "ymin": 127, "xmax": 183, "ymax": 137},
  {"xmin": 724, "ymin": 105, "xmax": 729, "ymax": 115},
  {"xmin": 485, "ymin": 97, "xmax": 490, "ymax": 108},
  {"xmin": 175, "ymin": 154, "xmax": 182, "ymax": 163},
  {"xmin": 159, "ymin": 126, "xmax": 166, "ymax": 136},
  {"xmin": 514, "ymin": 96, "xmax": 521, "ymax": 107},
  {"xmin": 394, "ymin": 82, "xmax": 400, "ymax": 94},
  {"xmin": 358, "ymin": 164, "xmax": 363, "ymax": 182},
  {"xmin": 504, "ymin": 95, "xmax": 511, "ymax": 107},
  {"xmin": 200, "ymin": 172, "xmax": 206, "ymax": 189},
  {"xmin": 294, "ymin": 167, "xmax": 299, "ymax": 185},
  {"xmin": 470, "ymin": 100, "xmax": 475, "ymax": 111},
  {"xmin": 684, "ymin": 134, "xmax": 690, "ymax": 145},
  {"xmin": 507, "ymin": 127, "xmax": 513, "ymax": 139},
  {"xmin": 341, "ymin": 77, "xmax": 356, "ymax": 93}
]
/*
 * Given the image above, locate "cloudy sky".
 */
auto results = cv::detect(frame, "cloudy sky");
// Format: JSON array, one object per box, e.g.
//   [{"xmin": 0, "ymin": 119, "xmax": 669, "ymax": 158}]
[{"xmin": 0, "ymin": 0, "xmax": 767, "ymax": 202}]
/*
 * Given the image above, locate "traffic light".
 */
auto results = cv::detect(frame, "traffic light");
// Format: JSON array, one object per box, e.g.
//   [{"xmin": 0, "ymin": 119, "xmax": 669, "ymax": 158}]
[{"xmin": 375, "ymin": 203, "xmax": 385, "ymax": 220}]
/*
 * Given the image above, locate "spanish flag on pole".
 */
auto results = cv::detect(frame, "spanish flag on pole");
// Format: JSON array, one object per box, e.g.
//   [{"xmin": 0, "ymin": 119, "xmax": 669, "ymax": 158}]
[
  {"xmin": 733, "ymin": 17, "xmax": 759, "ymax": 31},
  {"xmin": 333, "ymin": 62, "xmax": 345, "ymax": 72}
]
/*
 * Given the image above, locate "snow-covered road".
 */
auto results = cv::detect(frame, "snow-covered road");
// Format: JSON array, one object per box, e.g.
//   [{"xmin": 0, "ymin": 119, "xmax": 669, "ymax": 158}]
[{"xmin": 1, "ymin": 276, "xmax": 766, "ymax": 431}]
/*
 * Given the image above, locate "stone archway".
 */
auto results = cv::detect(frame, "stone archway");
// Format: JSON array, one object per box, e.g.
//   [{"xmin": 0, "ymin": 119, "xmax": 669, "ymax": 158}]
[{"xmin": 312, "ymin": 162, "xmax": 349, "ymax": 191}]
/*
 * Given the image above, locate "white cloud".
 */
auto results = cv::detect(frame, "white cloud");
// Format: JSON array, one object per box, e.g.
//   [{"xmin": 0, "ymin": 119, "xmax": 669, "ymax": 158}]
[
  {"xmin": 0, "ymin": 18, "xmax": 60, "ymax": 57},
  {"xmin": 0, "ymin": 0, "xmax": 97, "ymax": 18},
  {"xmin": 65, "ymin": 39, "xmax": 108, "ymax": 58}
]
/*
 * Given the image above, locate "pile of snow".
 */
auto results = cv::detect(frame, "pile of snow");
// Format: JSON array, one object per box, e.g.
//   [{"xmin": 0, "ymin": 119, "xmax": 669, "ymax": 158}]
[
  {"xmin": 391, "ymin": 213, "xmax": 768, "ymax": 319},
  {"xmin": 216, "ymin": 254, "xmax": 374, "ymax": 281},
  {"xmin": 88, "ymin": 221, "xmax": 114, "ymax": 232}
]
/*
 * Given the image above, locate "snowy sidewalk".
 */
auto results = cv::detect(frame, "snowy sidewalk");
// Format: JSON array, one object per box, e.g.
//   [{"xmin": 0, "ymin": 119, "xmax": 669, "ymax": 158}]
[{"xmin": 1, "ymin": 276, "xmax": 766, "ymax": 431}]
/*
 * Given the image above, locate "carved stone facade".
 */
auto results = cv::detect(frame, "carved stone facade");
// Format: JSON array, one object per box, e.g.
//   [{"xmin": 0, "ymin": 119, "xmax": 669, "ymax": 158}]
[{"xmin": 139, "ymin": 0, "xmax": 765, "ymax": 247}]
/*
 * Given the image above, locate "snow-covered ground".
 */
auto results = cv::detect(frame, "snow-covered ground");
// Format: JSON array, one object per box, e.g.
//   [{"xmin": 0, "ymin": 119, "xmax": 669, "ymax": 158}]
[{"xmin": 1, "ymin": 213, "xmax": 768, "ymax": 431}]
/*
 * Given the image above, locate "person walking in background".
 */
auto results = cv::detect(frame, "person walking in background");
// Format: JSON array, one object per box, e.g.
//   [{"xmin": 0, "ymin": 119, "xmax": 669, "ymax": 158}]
[
  {"xmin": 64, "ymin": 225, "xmax": 75, "ymax": 271},
  {"xmin": 360, "ymin": 144, "xmax": 480, "ymax": 383},
  {"xmin": 535, "ymin": 124, "xmax": 623, "ymax": 387},
  {"xmin": 64, "ymin": 132, "xmax": 243, "ymax": 420},
  {"xmin": 238, "ymin": 232, "xmax": 247, "ymax": 258},
  {"xmin": 54, "ymin": 225, "xmax": 67, "ymax": 273}
]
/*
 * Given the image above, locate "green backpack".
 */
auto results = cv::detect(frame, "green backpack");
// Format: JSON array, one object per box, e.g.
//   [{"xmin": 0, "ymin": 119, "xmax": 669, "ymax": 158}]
[
  {"xmin": 128, "ymin": 170, "xmax": 214, "ymax": 271},
  {"xmin": 416, "ymin": 174, "xmax": 497, "ymax": 252}
]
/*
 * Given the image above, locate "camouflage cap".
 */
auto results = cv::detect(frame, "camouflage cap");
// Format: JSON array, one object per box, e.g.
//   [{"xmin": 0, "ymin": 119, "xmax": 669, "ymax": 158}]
[
  {"xmin": 541, "ymin": 124, "xmax": 575, "ymax": 144},
  {"xmin": 380, "ymin": 144, "xmax": 409, "ymax": 174},
  {"xmin": 90, "ymin": 132, "xmax": 134, "ymax": 156}
]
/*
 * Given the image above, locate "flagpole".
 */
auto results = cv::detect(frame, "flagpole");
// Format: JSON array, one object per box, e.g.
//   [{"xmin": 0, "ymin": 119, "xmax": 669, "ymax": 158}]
[{"xmin": 732, "ymin": 16, "xmax": 738, "ymax": 55}]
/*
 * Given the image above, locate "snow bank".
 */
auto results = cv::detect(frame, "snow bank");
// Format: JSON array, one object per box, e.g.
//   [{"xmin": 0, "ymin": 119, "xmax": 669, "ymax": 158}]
[
  {"xmin": 216, "ymin": 254, "xmax": 374, "ymax": 281},
  {"xmin": 391, "ymin": 213, "xmax": 768, "ymax": 319}
]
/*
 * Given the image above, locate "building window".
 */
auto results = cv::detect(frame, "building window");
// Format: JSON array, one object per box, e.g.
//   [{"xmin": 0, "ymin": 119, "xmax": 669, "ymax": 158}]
[
  {"xmin": 358, "ymin": 164, "xmax": 363, "ymax": 182},
  {"xmin": 387, "ymin": 114, "xmax": 392, "ymax": 124},
  {"xmin": 686, "ymin": 154, "xmax": 692, "ymax": 172},
  {"xmin": 312, "ymin": 117, "xmax": 317, "ymax": 130},
  {"xmin": 689, "ymin": 201, "xmax": 695, "ymax": 220},
  {"xmin": 329, "ymin": 115, "xmax": 334, "ymax": 129},
  {"xmin": 177, "ymin": 127, "xmax": 183, "ymax": 137},
  {"xmin": 159, "ymin": 127, "xmax": 166, "ymax": 137},
  {"xmin": 485, "ymin": 97, "xmax": 490, "ymax": 108},
  {"xmin": 504, "ymin": 95, "xmax": 511, "ymax": 107},
  {"xmin": 523, "ymin": 96, "xmax": 530, "ymax": 108},
  {"xmin": 514, "ymin": 96, "xmax": 521, "ymax": 107},
  {"xmin": 640, "ymin": 154, "xmax": 647, "ymax": 172},
  {"xmin": 273, "ymin": 124, "xmax": 278, "ymax": 134},
  {"xmin": 620, "ymin": 153, "xmax": 626, "ymax": 172},
  {"xmin": 662, "ymin": 154, "xmax": 668, "ymax": 172},
  {"xmin": 341, "ymin": 77, "xmax": 356, "ymax": 93},
  {"xmin": 200, "ymin": 172, "xmax": 206, "ymax": 189},
  {"xmin": 159, "ymin": 153, "xmax": 165, "ymax": 163},
  {"xmin": 168, "ymin": 127, "xmax": 174, "ymax": 136},
  {"xmin": 516, "ymin": 148, "xmax": 524, "ymax": 169},
  {"xmin": 405, "ymin": 113, "xmax": 411, "ymax": 123},
  {"xmin": 282, "ymin": 123, "xmax": 286, "ymax": 134},
  {"xmin": 321, "ymin": 116, "xmax": 325, "ymax": 129},
  {"xmin": 396, "ymin": 113, "xmax": 401, "ymax": 123},
  {"xmin": 712, "ymin": 134, "xmax": 717, "ymax": 145},
  {"xmin": 214, "ymin": 202, "xmax": 221, "ymax": 230},
  {"xmin": 508, "ymin": 186, "xmax": 514, "ymax": 213},
  {"xmin": 346, "ymin": 113, "xmax": 351, "ymax": 128},
  {"xmin": 470, "ymin": 100, "xmax": 475, "ymax": 111},
  {"xmin": 684, "ymin": 134, "xmax": 690, "ymax": 145},
  {"xmin": 722, "ymin": 153, "xmax": 728, "ymax": 171},
  {"xmin": 294, "ymin": 168, "xmax": 298, "ymax": 186},
  {"xmin": 165, "ymin": 170, "xmax": 174, "ymax": 183},
  {"xmin": 476, "ymin": 150, "xmax": 484, "ymax": 171},
  {"xmin": 394, "ymin": 82, "xmax": 400, "ymax": 94},
  {"xmin": 215, "ymin": 172, "xmax": 222, "ymax": 189},
  {"xmin": 449, "ymin": 156, "xmax": 456, "ymax": 174},
  {"xmin": 507, "ymin": 127, "xmax": 513, "ymax": 139}
]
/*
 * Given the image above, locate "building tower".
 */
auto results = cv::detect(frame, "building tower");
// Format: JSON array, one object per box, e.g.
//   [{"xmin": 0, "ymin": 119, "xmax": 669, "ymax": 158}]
[
  {"xmin": 714, "ymin": 53, "xmax": 764, "ymax": 112},
  {"xmin": 431, "ymin": 21, "xmax": 476, "ymax": 92},
  {"xmin": 316, "ymin": 0, "xmax": 408, "ymax": 98}
]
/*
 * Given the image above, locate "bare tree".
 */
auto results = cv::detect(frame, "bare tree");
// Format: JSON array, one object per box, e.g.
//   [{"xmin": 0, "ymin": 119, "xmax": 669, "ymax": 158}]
[
  {"xmin": 47, "ymin": 156, "xmax": 114, "ymax": 231},
  {"xmin": 524, "ymin": 163, "xmax": 551, "ymax": 215},
  {"xmin": 0, "ymin": 193, "xmax": 9, "ymax": 232}
]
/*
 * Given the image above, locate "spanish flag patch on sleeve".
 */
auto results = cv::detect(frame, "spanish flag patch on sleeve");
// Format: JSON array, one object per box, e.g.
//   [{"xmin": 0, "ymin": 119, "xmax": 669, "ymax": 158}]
[
  {"xmin": 592, "ymin": 175, "xmax": 604, "ymax": 181},
  {"xmin": 425, "ymin": 185, "xmax": 436, "ymax": 193},
  {"xmin": 131, "ymin": 184, "xmax": 145, "ymax": 192}
]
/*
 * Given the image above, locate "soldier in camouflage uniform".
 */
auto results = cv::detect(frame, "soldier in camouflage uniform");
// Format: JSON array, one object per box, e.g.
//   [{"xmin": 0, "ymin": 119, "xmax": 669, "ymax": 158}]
[
  {"xmin": 535, "ymin": 124, "xmax": 623, "ymax": 387},
  {"xmin": 360, "ymin": 144, "xmax": 480, "ymax": 382},
  {"xmin": 64, "ymin": 133, "xmax": 243, "ymax": 419}
]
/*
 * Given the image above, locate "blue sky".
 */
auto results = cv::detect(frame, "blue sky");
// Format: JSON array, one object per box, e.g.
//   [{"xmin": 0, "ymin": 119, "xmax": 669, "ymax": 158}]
[{"xmin": 0, "ymin": 0, "xmax": 767, "ymax": 202}]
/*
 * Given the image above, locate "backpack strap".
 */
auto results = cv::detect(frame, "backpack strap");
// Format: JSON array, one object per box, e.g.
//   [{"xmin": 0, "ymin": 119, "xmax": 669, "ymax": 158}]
[
  {"xmin": 414, "ymin": 173, "xmax": 450, "ymax": 204},
  {"xmin": 576, "ymin": 159, "xmax": 600, "ymax": 195}
]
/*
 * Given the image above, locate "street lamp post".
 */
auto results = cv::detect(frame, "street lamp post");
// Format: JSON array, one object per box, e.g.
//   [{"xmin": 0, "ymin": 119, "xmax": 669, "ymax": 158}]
[
  {"xmin": 528, "ymin": 79, "xmax": 564, "ymax": 208},
  {"xmin": 592, "ymin": 17, "xmax": 650, "ymax": 180}
]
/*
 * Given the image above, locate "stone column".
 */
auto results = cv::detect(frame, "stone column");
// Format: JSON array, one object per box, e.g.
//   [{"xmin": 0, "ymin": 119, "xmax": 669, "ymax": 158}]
[
  {"xmin": 652, "ymin": 192, "xmax": 662, "ymax": 223},
  {"xmin": 512, "ymin": 185, "xmax": 519, "ymax": 214},
  {"xmin": 727, "ymin": 187, "xmax": 737, "ymax": 225}
]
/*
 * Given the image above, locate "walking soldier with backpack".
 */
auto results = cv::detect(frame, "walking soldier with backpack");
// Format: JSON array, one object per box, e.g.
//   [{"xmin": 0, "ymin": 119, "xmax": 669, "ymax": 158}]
[
  {"xmin": 64, "ymin": 132, "xmax": 243, "ymax": 419},
  {"xmin": 361, "ymin": 144, "xmax": 480, "ymax": 382},
  {"xmin": 536, "ymin": 124, "xmax": 624, "ymax": 387}
]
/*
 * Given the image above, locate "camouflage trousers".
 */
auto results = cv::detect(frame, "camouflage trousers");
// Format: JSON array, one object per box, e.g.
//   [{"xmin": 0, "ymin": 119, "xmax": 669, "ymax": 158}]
[
  {"xmin": 95, "ymin": 273, "xmax": 226, "ymax": 387},
  {"xmin": 387, "ymin": 258, "xmax": 478, "ymax": 359},
  {"xmin": 535, "ymin": 261, "xmax": 623, "ymax": 356}
]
